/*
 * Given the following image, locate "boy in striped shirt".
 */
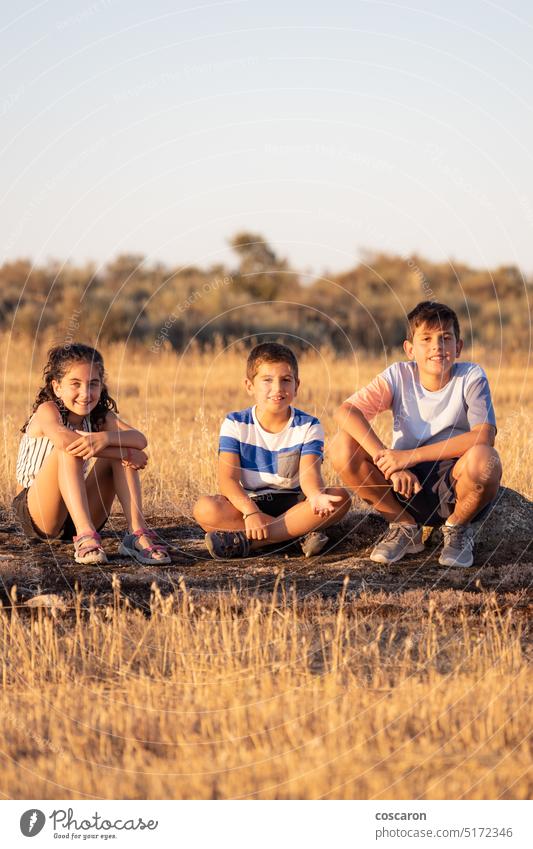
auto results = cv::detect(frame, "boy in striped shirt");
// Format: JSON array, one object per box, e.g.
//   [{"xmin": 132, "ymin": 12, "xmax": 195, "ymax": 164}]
[
  {"xmin": 193, "ymin": 343, "xmax": 350, "ymax": 558},
  {"xmin": 331, "ymin": 301, "xmax": 501, "ymax": 568}
]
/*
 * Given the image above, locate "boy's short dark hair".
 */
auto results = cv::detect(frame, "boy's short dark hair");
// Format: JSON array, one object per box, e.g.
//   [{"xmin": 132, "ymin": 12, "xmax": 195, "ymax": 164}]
[
  {"xmin": 246, "ymin": 343, "xmax": 299, "ymax": 381},
  {"xmin": 407, "ymin": 301, "xmax": 461, "ymax": 342}
]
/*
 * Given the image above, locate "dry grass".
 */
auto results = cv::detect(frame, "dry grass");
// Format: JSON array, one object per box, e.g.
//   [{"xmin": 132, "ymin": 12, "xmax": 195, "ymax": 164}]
[
  {"xmin": 0, "ymin": 337, "xmax": 531, "ymax": 800},
  {"xmin": 0, "ymin": 583, "xmax": 530, "ymax": 800},
  {"xmin": 1, "ymin": 337, "xmax": 532, "ymax": 512}
]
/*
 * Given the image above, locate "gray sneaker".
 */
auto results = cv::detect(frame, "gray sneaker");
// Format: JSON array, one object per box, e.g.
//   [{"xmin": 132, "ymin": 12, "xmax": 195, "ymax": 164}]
[
  {"xmin": 205, "ymin": 530, "xmax": 250, "ymax": 559},
  {"xmin": 439, "ymin": 523, "xmax": 475, "ymax": 568},
  {"xmin": 300, "ymin": 531, "xmax": 329, "ymax": 558},
  {"xmin": 370, "ymin": 522, "xmax": 425, "ymax": 564}
]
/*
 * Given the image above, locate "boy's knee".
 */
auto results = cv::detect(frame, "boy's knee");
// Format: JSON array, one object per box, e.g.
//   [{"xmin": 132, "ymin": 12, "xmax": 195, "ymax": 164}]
[
  {"xmin": 330, "ymin": 431, "xmax": 366, "ymax": 474},
  {"xmin": 193, "ymin": 495, "xmax": 227, "ymax": 524},
  {"xmin": 464, "ymin": 445, "xmax": 502, "ymax": 488}
]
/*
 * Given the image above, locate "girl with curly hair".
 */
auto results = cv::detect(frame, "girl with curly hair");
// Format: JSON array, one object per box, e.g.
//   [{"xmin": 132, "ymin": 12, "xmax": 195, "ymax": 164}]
[{"xmin": 12, "ymin": 343, "xmax": 170, "ymax": 566}]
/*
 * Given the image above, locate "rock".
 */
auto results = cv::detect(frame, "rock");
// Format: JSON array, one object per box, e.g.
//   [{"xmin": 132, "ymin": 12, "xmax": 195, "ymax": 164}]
[{"xmin": 471, "ymin": 487, "xmax": 533, "ymax": 564}]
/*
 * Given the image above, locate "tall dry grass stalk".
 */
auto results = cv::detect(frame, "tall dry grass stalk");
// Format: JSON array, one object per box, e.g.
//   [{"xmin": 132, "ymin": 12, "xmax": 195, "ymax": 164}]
[
  {"xmin": 0, "ymin": 584, "xmax": 530, "ymax": 800},
  {"xmin": 1, "ymin": 337, "xmax": 532, "ymax": 512}
]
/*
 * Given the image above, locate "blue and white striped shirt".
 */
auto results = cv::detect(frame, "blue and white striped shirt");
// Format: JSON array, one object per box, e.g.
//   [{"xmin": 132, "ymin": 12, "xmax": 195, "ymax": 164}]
[{"xmin": 219, "ymin": 405, "xmax": 324, "ymax": 495}]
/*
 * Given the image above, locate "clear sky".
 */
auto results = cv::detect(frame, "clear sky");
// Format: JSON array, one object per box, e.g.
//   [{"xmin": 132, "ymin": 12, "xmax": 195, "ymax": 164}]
[{"xmin": 1, "ymin": 0, "xmax": 532, "ymax": 276}]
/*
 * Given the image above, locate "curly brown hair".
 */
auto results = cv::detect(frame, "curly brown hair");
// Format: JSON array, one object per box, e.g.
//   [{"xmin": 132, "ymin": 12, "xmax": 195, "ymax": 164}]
[{"xmin": 22, "ymin": 344, "xmax": 118, "ymax": 433}]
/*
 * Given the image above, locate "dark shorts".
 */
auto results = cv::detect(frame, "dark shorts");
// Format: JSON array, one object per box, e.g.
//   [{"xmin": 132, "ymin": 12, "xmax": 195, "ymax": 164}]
[
  {"xmin": 12, "ymin": 488, "xmax": 108, "ymax": 542},
  {"xmin": 250, "ymin": 490, "xmax": 306, "ymax": 517},
  {"xmin": 394, "ymin": 458, "xmax": 493, "ymax": 527}
]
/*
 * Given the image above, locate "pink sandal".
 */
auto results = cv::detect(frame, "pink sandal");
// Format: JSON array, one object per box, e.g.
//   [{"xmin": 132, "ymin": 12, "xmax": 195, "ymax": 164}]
[
  {"xmin": 118, "ymin": 528, "xmax": 171, "ymax": 565},
  {"xmin": 73, "ymin": 531, "xmax": 108, "ymax": 565}
]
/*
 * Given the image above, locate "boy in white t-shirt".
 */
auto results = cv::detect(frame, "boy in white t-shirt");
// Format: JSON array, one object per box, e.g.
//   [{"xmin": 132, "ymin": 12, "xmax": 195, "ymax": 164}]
[
  {"xmin": 331, "ymin": 301, "xmax": 502, "ymax": 568},
  {"xmin": 193, "ymin": 343, "xmax": 350, "ymax": 558}
]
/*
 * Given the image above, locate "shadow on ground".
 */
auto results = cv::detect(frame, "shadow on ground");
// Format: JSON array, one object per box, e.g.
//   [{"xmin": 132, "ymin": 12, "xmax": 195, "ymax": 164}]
[{"xmin": 0, "ymin": 487, "xmax": 531, "ymax": 609}]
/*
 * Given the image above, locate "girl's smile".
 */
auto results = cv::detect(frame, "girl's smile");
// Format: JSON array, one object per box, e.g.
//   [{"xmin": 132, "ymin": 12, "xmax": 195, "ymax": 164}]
[{"xmin": 52, "ymin": 362, "xmax": 102, "ymax": 421}]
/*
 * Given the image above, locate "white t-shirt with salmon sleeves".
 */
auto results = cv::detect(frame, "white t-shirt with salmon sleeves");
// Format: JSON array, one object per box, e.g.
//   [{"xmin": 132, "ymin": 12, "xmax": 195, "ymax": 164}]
[
  {"xmin": 218, "ymin": 405, "xmax": 324, "ymax": 495},
  {"xmin": 345, "ymin": 361, "xmax": 496, "ymax": 451}
]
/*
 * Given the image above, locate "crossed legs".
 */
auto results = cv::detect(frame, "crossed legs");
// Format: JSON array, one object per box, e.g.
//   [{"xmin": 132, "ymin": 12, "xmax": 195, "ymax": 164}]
[{"xmin": 193, "ymin": 487, "xmax": 351, "ymax": 550}]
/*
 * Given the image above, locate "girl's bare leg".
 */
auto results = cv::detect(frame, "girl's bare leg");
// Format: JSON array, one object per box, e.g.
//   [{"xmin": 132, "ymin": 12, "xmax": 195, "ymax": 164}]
[
  {"xmin": 27, "ymin": 449, "xmax": 95, "ymax": 537},
  {"xmin": 108, "ymin": 459, "xmax": 167, "ymax": 559}
]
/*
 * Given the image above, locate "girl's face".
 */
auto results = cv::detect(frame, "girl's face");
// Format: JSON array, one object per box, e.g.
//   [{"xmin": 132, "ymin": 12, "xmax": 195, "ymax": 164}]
[{"xmin": 52, "ymin": 361, "xmax": 102, "ymax": 418}]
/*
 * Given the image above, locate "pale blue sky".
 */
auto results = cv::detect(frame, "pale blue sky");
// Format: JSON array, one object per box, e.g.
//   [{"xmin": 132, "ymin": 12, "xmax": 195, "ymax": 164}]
[{"xmin": 1, "ymin": 0, "xmax": 532, "ymax": 275}]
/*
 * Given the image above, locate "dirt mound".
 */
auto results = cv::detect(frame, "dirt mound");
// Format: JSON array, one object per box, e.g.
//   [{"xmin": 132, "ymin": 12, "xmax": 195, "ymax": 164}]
[{"xmin": 0, "ymin": 487, "xmax": 531, "ymax": 607}]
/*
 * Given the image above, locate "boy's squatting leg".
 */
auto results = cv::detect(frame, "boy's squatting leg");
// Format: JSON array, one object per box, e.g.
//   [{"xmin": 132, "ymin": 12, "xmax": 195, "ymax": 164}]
[
  {"xmin": 193, "ymin": 488, "xmax": 351, "ymax": 548},
  {"xmin": 329, "ymin": 431, "xmax": 416, "ymax": 524},
  {"xmin": 449, "ymin": 444, "xmax": 502, "ymax": 524}
]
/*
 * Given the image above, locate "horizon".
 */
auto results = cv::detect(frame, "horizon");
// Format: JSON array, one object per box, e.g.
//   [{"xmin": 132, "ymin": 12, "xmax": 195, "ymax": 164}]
[{"xmin": 1, "ymin": 1, "xmax": 533, "ymax": 278}]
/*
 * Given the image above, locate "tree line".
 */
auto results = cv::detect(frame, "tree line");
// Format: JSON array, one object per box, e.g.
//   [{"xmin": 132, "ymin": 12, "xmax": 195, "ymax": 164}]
[{"xmin": 1, "ymin": 232, "xmax": 530, "ymax": 352}]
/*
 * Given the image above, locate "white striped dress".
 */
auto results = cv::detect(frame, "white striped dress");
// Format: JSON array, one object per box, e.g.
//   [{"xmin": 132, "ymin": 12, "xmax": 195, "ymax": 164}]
[{"xmin": 16, "ymin": 414, "xmax": 92, "ymax": 488}]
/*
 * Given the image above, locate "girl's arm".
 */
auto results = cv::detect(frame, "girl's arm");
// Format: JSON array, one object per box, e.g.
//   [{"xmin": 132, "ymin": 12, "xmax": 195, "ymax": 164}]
[
  {"xmin": 66, "ymin": 411, "xmax": 147, "ymax": 460},
  {"xmin": 32, "ymin": 402, "xmax": 82, "ymax": 451},
  {"xmin": 101, "ymin": 411, "xmax": 147, "ymax": 449}
]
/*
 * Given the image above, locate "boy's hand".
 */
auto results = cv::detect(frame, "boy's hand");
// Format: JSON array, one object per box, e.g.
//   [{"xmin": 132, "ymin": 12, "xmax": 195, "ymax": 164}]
[
  {"xmin": 374, "ymin": 448, "xmax": 417, "ymax": 477},
  {"xmin": 244, "ymin": 511, "xmax": 271, "ymax": 541},
  {"xmin": 389, "ymin": 470, "xmax": 422, "ymax": 499},
  {"xmin": 122, "ymin": 448, "xmax": 148, "ymax": 470},
  {"xmin": 67, "ymin": 430, "xmax": 110, "ymax": 459},
  {"xmin": 308, "ymin": 492, "xmax": 343, "ymax": 518}
]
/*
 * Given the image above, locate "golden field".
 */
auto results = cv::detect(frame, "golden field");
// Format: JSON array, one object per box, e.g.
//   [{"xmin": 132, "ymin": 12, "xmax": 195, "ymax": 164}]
[
  {"xmin": 0, "ymin": 337, "xmax": 531, "ymax": 800},
  {"xmin": 0, "ymin": 583, "xmax": 530, "ymax": 800},
  {"xmin": 1, "ymin": 337, "xmax": 532, "ymax": 510}
]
